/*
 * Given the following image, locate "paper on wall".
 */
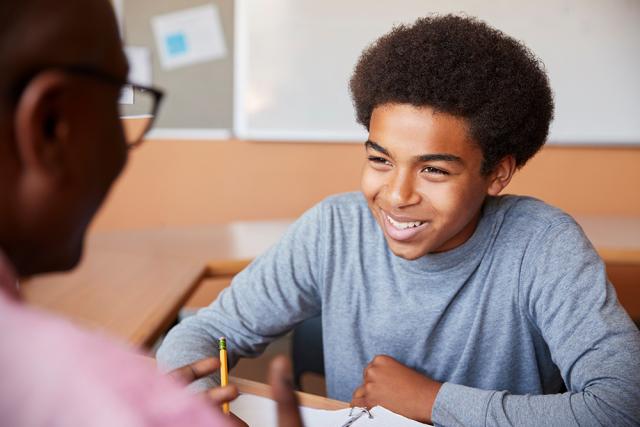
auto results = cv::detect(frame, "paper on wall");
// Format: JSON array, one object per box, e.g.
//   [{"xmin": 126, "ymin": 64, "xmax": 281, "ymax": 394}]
[
  {"xmin": 124, "ymin": 46, "xmax": 153, "ymax": 86},
  {"xmin": 151, "ymin": 4, "xmax": 227, "ymax": 70},
  {"xmin": 118, "ymin": 85, "xmax": 134, "ymax": 104}
]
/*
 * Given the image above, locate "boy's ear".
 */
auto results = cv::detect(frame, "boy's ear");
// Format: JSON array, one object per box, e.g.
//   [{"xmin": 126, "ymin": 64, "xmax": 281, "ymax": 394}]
[
  {"xmin": 13, "ymin": 70, "xmax": 73, "ymax": 181},
  {"xmin": 486, "ymin": 155, "xmax": 516, "ymax": 196}
]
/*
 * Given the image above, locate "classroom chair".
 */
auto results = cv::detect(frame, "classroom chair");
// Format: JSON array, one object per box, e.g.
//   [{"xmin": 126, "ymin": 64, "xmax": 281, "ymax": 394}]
[{"xmin": 291, "ymin": 315, "xmax": 325, "ymax": 391}]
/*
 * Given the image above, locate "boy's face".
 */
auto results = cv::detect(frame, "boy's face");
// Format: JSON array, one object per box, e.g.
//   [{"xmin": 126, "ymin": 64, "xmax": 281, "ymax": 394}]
[{"xmin": 361, "ymin": 103, "xmax": 494, "ymax": 260}]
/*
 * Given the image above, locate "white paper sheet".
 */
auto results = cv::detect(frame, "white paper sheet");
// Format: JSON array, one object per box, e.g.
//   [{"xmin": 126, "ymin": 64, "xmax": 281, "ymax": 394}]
[
  {"xmin": 151, "ymin": 4, "xmax": 227, "ymax": 70},
  {"xmin": 118, "ymin": 84, "xmax": 134, "ymax": 104},
  {"xmin": 124, "ymin": 46, "xmax": 152, "ymax": 86},
  {"xmin": 230, "ymin": 393, "xmax": 432, "ymax": 427}
]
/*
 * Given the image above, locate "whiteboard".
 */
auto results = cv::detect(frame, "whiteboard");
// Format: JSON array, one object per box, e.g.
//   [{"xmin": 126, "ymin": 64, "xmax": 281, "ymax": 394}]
[{"xmin": 234, "ymin": 0, "xmax": 640, "ymax": 144}]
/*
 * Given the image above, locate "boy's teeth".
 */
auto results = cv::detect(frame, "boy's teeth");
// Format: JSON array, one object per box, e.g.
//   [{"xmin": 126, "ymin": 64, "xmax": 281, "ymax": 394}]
[{"xmin": 387, "ymin": 215, "xmax": 424, "ymax": 229}]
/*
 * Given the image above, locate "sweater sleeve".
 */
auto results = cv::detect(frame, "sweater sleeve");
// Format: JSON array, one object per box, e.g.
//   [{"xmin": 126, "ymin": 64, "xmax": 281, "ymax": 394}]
[
  {"xmin": 432, "ymin": 218, "xmax": 640, "ymax": 426},
  {"xmin": 155, "ymin": 202, "xmax": 326, "ymax": 390}
]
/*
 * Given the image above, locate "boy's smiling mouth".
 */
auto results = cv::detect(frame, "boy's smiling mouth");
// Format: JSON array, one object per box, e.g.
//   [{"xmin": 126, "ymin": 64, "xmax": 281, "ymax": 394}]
[{"xmin": 380, "ymin": 208, "xmax": 430, "ymax": 242}]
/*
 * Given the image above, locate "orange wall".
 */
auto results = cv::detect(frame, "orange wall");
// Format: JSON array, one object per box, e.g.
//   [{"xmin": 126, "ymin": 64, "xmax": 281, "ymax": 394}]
[{"xmin": 92, "ymin": 140, "xmax": 640, "ymax": 231}]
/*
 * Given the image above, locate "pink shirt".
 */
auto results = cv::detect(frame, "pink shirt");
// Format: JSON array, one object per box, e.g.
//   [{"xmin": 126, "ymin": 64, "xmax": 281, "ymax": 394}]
[{"xmin": 0, "ymin": 250, "xmax": 233, "ymax": 426}]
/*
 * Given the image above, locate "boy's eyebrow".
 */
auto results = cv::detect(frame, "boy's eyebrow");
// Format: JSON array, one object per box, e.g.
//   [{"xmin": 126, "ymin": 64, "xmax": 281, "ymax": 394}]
[
  {"xmin": 416, "ymin": 153, "xmax": 463, "ymax": 163},
  {"xmin": 365, "ymin": 140, "xmax": 390, "ymax": 156},
  {"xmin": 365, "ymin": 140, "xmax": 463, "ymax": 164}
]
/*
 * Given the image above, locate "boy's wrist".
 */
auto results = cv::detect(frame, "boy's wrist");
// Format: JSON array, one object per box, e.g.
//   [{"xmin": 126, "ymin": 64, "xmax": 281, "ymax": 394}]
[
  {"xmin": 431, "ymin": 382, "xmax": 498, "ymax": 426},
  {"xmin": 421, "ymin": 379, "xmax": 443, "ymax": 425}
]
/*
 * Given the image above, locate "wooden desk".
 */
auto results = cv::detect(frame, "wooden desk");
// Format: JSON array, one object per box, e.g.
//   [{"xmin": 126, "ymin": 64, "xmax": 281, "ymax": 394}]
[
  {"xmin": 21, "ymin": 222, "xmax": 290, "ymax": 347},
  {"xmin": 137, "ymin": 354, "xmax": 346, "ymax": 411},
  {"xmin": 574, "ymin": 216, "xmax": 640, "ymax": 320},
  {"xmin": 574, "ymin": 215, "xmax": 640, "ymax": 265},
  {"xmin": 232, "ymin": 376, "xmax": 348, "ymax": 410},
  {"xmin": 20, "ymin": 216, "xmax": 640, "ymax": 349}
]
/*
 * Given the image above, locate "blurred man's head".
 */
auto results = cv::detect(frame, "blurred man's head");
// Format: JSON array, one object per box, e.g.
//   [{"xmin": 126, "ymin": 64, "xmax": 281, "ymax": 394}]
[{"xmin": 0, "ymin": 0, "xmax": 128, "ymax": 276}]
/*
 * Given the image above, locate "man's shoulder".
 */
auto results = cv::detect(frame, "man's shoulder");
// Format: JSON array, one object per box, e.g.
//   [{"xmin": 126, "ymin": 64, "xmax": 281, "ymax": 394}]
[{"xmin": 0, "ymin": 298, "xmax": 223, "ymax": 426}]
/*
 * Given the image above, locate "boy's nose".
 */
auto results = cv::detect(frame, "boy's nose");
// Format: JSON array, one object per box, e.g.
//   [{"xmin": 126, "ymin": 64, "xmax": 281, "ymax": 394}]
[{"xmin": 387, "ymin": 170, "xmax": 421, "ymax": 208}]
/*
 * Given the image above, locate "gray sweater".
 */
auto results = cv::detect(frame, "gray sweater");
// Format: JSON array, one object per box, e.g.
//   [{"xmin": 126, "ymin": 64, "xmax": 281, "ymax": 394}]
[{"xmin": 157, "ymin": 192, "xmax": 640, "ymax": 426}]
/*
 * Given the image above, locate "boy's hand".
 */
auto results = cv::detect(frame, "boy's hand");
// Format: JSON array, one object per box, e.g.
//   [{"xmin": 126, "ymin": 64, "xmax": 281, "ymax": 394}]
[
  {"xmin": 168, "ymin": 357, "xmax": 248, "ymax": 427},
  {"xmin": 269, "ymin": 356, "xmax": 304, "ymax": 427},
  {"xmin": 350, "ymin": 355, "xmax": 442, "ymax": 424}
]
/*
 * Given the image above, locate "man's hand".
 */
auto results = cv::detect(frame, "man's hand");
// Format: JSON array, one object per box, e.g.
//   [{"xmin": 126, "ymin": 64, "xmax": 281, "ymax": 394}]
[
  {"xmin": 351, "ymin": 355, "xmax": 442, "ymax": 424},
  {"xmin": 269, "ymin": 356, "xmax": 304, "ymax": 427},
  {"xmin": 168, "ymin": 357, "xmax": 248, "ymax": 426},
  {"xmin": 170, "ymin": 355, "xmax": 305, "ymax": 427}
]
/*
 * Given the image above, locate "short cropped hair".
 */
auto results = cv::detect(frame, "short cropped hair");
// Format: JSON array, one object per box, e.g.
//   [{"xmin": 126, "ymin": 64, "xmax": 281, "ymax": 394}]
[{"xmin": 349, "ymin": 14, "xmax": 554, "ymax": 174}]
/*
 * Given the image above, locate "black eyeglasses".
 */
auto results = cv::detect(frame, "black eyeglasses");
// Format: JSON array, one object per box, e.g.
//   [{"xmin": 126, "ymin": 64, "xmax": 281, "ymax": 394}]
[
  {"xmin": 118, "ymin": 83, "xmax": 164, "ymax": 148},
  {"xmin": 15, "ymin": 65, "xmax": 164, "ymax": 149}
]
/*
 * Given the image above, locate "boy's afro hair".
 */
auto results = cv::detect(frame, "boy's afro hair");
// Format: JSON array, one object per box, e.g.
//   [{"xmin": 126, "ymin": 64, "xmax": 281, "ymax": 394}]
[{"xmin": 350, "ymin": 14, "xmax": 554, "ymax": 174}]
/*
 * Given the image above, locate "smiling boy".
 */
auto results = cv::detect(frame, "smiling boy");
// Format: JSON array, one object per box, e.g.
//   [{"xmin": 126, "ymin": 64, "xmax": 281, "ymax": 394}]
[{"xmin": 158, "ymin": 15, "xmax": 640, "ymax": 426}]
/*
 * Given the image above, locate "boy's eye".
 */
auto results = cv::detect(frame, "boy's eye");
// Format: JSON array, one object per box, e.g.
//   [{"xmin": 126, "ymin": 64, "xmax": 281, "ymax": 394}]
[
  {"xmin": 422, "ymin": 166, "xmax": 449, "ymax": 175},
  {"xmin": 367, "ymin": 156, "xmax": 392, "ymax": 166}
]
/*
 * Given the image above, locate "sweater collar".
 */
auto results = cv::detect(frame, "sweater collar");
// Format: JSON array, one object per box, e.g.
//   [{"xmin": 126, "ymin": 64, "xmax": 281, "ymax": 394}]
[{"xmin": 392, "ymin": 197, "xmax": 499, "ymax": 275}]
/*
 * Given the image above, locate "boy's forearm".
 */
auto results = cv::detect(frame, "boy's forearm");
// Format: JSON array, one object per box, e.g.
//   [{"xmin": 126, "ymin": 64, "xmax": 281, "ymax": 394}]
[
  {"xmin": 432, "ymin": 382, "xmax": 640, "ymax": 427},
  {"xmin": 156, "ymin": 320, "xmax": 224, "ymax": 391}
]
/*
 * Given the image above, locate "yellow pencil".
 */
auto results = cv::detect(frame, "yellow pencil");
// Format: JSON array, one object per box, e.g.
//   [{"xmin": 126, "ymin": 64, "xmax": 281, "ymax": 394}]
[{"xmin": 219, "ymin": 337, "xmax": 229, "ymax": 414}]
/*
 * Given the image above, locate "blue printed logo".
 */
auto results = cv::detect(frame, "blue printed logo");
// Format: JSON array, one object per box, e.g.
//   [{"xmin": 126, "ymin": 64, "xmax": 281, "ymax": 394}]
[{"xmin": 165, "ymin": 32, "xmax": 188, "ymax": 56}]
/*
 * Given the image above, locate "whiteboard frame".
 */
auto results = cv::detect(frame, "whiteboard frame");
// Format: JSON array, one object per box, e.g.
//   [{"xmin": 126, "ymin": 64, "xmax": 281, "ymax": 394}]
[{"xmin": 147, "ymin": 128, "xmax": 232, "ymax": 140}]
